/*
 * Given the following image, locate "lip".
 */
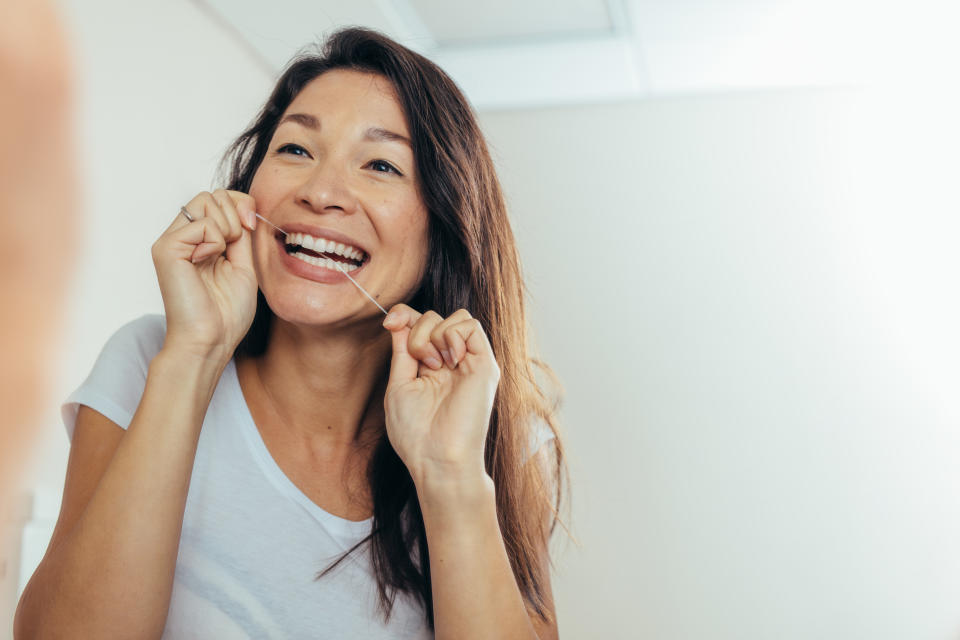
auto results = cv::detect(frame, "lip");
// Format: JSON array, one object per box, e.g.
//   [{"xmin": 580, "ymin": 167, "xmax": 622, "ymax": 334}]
[{"xmin": 272, "ymin": 222, "xmax": 371, "ymax": 285}]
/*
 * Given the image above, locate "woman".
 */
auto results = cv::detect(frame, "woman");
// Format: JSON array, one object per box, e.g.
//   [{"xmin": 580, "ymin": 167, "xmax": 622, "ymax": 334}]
[{"xmin": 15, "ymin": 27, "xmax": 566, "ymax": 639}]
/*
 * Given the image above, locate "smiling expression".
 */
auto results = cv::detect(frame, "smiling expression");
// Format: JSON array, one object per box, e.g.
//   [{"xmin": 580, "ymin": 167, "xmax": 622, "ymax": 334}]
[{"xmin": 248, "ymin": 69, "xmax": 430, "ymax": 327}]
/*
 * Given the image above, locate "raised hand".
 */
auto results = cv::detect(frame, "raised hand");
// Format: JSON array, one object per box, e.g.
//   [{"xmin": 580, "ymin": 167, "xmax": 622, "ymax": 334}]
[
  {"xmin": 381, "ymin": 304, "xmax": 500, "ymax": 485},
  {"xmin": 151, "ymin": 189, "xmax": 259, "ymax": 364}
]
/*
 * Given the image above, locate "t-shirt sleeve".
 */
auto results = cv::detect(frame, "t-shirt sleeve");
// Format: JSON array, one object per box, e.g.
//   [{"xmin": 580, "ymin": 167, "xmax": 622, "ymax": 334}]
[
  {"xmin": 526, "ymin": 420, "xmax": 561, "ymax": 518},
  {"xmin": 61, "ymin": 314, "xmax": 167, "ymax": 440},
  {"xmin": 525, "ymin": 417, "xmax": 556, "ymax": 463}
]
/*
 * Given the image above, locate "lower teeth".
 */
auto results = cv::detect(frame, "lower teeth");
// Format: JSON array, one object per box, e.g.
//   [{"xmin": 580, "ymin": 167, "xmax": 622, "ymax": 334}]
[{"xmin": 291, "ymin": 251, "xmax": 359, "ymax": 272}]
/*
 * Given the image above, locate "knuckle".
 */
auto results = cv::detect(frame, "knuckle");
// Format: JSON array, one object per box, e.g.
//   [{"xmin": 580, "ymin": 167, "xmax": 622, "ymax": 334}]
[
  {"xmin": 407, "ymin": 326, "xmax": 426, "ymax": 347},
  {"xmin": 411, "ymin": 319, "xmax": 431, "ymax": 337},
  {"xmin": 234, "ymin": 191, "xmax": 255, "ymax": 206},
  {"xmin": 408, "ymin": 341, "xmax": 429, "ymax": 358}
]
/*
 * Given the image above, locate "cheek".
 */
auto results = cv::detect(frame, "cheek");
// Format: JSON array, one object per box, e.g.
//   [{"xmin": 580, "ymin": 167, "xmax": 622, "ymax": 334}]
[
  {"xmin": 375, "ymin": 199, "xmax": 429, "ymax": 286},
  {"xmin": 395, "ymin": 214, "xmax": 429, "ymax": 264},
  {"xmin": 248, "ymin": 166, "xmax": 286, "ymax": 211},
  {"xmin": 401, "ymin": 216, "xmax": 431, "ymax": 284},
  {"xmin": 371, "ymin": 193, "xmax": 428, "ymax": 247}
]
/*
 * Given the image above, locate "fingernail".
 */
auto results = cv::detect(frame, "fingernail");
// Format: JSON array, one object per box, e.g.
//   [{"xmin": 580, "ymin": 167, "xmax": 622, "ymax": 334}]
[
  {"xmin": 383, "ymin": 311, "xmax": 399, "ymax": 327},
  {"xmin": 247, "ymin": 210, "xmax": 257, "ymax": 229},
  {"xmin": 424, "ymin": 356, "xmax": 442, "ymax": 369},
  {"xmin": 440, "ymin": 349, "xmax": 453, "ymax": 368}
]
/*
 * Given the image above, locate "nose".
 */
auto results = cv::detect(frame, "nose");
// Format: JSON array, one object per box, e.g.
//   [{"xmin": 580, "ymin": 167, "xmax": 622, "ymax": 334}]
[{"xmin": 294, "ymin": 160, "xmax": 358, "ymax": 216}]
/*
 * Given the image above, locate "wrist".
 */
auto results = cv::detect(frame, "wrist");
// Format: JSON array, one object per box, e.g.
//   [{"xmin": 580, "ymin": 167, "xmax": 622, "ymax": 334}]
[
  {"xmin": 413, "ymin": 463, "xmax": 493, "ymax": 513},
  {"xmin": 137, "ymin": 347, "xmax": 230, "ymax": 436},
  {"xmin": 158, "ymin": 339, "xmax": 232, "ymax": 371},
  {"xmin": 151, "ymin": 346, "xmax": 230, "ymax": 395}
]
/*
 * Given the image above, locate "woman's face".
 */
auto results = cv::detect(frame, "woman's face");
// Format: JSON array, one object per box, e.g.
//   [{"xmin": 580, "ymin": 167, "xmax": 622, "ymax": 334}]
[{"xmin": 248, "ymin": 69, "xmax": 429, "ymax": 328}]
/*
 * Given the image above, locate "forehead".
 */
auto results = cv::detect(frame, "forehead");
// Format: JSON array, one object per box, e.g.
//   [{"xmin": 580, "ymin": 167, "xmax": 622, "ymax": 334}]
[{"xmin": 285, "ymin": 69, "xmax": 408, "ymax": 135}]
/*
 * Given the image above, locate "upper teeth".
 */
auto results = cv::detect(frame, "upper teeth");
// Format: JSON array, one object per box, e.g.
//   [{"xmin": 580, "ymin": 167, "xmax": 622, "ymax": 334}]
[{"xmin": 285, "ymin": 233, "xmax": 364, "ymax": 261}]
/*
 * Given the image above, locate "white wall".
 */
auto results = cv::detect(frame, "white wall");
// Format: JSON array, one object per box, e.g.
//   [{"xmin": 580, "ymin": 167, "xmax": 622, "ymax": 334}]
[
  {"xmin": 3, "ymin": 0, "xmax": 271, "ymax": 632},
  {"xmin": 16, "ymin": 0, "xmax": 273, "ymax": 491},
  {"xmin": 479, "ymin": 87, "xmax": 960, "ymax": 638},
  {"xmin": 7, "ymin": 1, "xmax": 960, "ymax": 638}
]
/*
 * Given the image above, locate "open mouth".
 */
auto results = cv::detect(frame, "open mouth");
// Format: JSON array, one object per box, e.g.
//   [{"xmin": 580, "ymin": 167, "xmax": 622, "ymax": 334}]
[{"xmin": 277, "ymin": 230, "xmax": 369, "ymax": 273}]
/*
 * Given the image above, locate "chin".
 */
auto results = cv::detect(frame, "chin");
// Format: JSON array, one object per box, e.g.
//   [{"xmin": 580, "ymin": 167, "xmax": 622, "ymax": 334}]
[{"xmin": 260, "ymin": 282, "xmax": 386, "ymax": 330}]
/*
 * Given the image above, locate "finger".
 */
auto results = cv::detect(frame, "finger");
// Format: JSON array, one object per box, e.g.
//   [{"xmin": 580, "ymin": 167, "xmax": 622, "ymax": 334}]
[
  {"xmin": 166, "ymin": 200, "xmax": 203, "ymax": 234},
  {"xmin": 383, "ymin": 304, "xmax": 422, "ymax": 385},
  {"xmin": 225, "ymin": 190, "xmax": 257, "ymax": 231},
  {"xmin": 408, "ymin": 310, "xmax": 445, "ymax": 370},
  {"xmin": 188, "ymin": 219, "xmax": 227, "ymax": 264},
  {"xmin": 199, "ymin": 192, "xmax": 234, "ymax": 243},
  {"xmin": 211, "ymin": 189, "xmax": 243, "ymax": 242},
  {"xmin": 225, "ymin": 226, "xmax": 254, "ymax": 268},
  {"xmin": 429, "ymin": 308, "xmax": 472, "ymax": 368},
  {"xmin": 382, "ymin": 303, "xmax": 420, "ymax": 331},
  {"xmin": 154, "ymin": 219, "xmax": 196, "ymax": 264},
  {"xmin": 447, "ymin": 318, "xmax": 498, "ymax": 373},
  {"xmin": 386, "ymin": 325, "xmax": 418, "ymax": 387},
  {"xmin": 154, "ymin": 215, "xmax": 219, "ymax": 264}
]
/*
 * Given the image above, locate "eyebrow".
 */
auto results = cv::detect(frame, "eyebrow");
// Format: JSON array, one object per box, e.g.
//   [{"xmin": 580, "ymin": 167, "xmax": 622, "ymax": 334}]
[
  {"xmin": 364, "ymin": 127, "xmax": 411, "ymax": 147},
  {"xmin": 278, "ymin": 113, "xmax": 411, "ymax": 148},
  {"xmin": 279, "ymin": 113, "xmax": 320, "ymax": 129}
]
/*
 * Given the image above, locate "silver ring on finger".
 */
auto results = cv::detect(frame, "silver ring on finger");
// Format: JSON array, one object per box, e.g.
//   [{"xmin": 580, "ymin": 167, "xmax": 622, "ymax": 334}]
[{"xmin": 180, "ymin": 206, "xmax": 195, "ymax": 223}]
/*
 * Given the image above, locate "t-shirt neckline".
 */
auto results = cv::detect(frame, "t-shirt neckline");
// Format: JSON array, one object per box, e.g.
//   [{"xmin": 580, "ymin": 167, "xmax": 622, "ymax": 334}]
[{"xmin": 224, "ymin": 359, "xmax": 375, "ymax": 542}]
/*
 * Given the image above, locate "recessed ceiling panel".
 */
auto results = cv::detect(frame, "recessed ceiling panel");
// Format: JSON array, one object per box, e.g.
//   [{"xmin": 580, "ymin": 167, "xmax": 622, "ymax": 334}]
[
  {"xmin": 407, "ymin": 0, "xmax": 613, "ymax": 46},
  {"xmin": 199, "ymin": 0, "xmax": 402, "ymax": 71}
]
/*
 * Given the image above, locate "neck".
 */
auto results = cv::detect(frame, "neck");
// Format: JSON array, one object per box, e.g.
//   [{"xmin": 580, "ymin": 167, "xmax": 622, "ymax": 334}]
[{"xmin": 244, "ymin": 316, "xmax": 392, "ymax": 452}]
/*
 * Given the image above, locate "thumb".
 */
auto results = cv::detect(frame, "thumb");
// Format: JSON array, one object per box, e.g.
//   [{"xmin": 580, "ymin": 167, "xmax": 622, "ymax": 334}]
[
  {"xmin": 387, "ymin": 326, "xmax": 419, "ymax": 388},
  {"xmin": 225, "ymin": 226, "xmax": 254, "ymax": 269}
]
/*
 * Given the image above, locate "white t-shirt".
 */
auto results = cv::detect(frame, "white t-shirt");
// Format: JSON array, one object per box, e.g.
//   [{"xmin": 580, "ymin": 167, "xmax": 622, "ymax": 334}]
[{"xmin": 65, "ymin": 315, "xmax": 460, "ymax": 638}]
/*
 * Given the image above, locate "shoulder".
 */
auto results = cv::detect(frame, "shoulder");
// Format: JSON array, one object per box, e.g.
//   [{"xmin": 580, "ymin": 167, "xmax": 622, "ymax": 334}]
[
  {"xmin": 83, "ymin": 313, "xmax": 167, "ymax": 384},
  {"xmin": 102, "ymin": 314, "xmax": 166, "ymax": 366},
  {"xmin": 62, "ymin": 315, "xmax": 167, "ymax": 438}
]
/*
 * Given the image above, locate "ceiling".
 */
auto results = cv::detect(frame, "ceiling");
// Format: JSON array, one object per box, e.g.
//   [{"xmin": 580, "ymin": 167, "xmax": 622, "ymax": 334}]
[{"xmin": 195, "ymin": 0, "xmax": 953, "ymax": 110}]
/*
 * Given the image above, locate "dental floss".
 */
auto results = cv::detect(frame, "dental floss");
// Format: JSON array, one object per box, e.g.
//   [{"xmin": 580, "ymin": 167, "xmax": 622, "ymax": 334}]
[
  {"xmin": 336, "ymin": 267, "xmax": 389, "ymax": 315},
  {"xmin": 253, "ymin": 212, "xmax": 388, "ymax": 316},
  {"xmin": 254, "ymin": 212, "xmax": 285, "ymax": 233}
]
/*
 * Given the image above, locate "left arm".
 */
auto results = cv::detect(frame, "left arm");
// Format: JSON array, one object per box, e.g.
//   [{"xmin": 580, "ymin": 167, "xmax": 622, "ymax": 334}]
[
  {"xmin": 382, "ymin": 305, "xmax": 558, "ymax": 639},
  {"xmin": 415, "ymin": 468, "xmax": 553, "ymax": 640}
]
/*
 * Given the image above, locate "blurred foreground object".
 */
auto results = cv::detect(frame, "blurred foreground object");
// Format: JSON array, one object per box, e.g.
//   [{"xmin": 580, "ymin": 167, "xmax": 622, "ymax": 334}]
[{"xmin": 0, "ymin": 0, "xmax": 77, "ymax": 495}]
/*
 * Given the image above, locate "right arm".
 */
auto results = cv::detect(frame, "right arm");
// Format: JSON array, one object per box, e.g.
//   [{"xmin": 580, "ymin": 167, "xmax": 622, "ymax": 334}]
[
  {"xmin": 14, "ymin": 190, "xmax": 260, "ymax": 639},
  {"xmin": 14, "ymin": 350, "xmax": 227, "ymax": 637}
]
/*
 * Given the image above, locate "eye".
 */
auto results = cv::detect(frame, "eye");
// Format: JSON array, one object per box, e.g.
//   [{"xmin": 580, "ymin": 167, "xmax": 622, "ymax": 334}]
[
  {"xmin": 276, "ymin": 143, "xmax": 311, "ymax": 158},
  {"xmin": 367, "ymin": 159, "xmax": 403, "ymax": 176}
]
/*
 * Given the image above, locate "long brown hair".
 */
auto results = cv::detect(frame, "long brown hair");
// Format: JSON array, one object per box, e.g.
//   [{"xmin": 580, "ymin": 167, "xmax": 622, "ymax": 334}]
[{"xmin": 221, "ymin": 27, "xmax": 569, "ymax": 631}]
